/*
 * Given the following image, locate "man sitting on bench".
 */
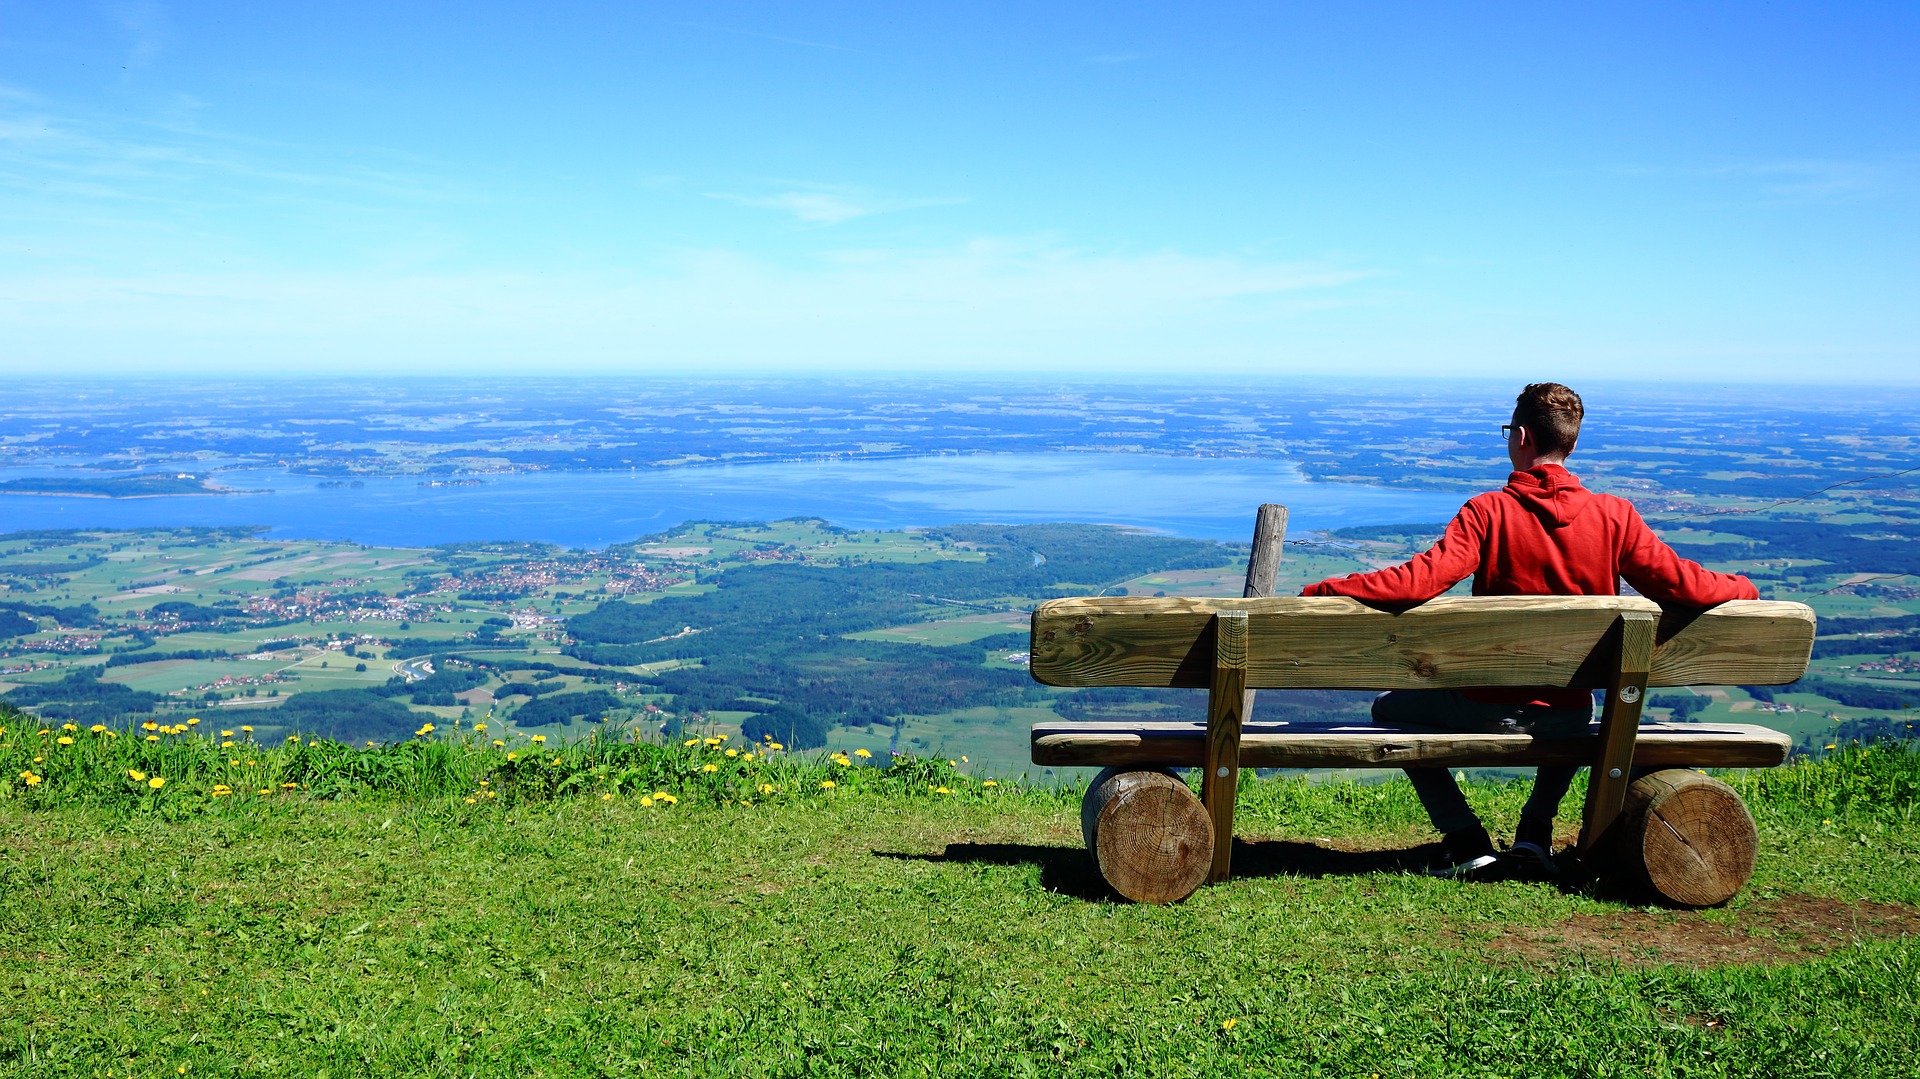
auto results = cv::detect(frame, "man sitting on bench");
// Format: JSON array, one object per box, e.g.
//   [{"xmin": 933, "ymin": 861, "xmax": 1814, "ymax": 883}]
[{"xmin": 1298, "ymin": 382, "xmax": 1759, "ymax": 877}]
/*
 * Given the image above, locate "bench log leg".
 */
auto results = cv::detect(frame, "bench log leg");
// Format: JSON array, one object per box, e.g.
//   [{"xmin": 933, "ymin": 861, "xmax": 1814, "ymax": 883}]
[
  {"xmin": 1082, "ymin": 766, "xmax": 1214, "ymax": 904},
  {"xmin": 1578, "ymin": 611, "xmax": 1655, "ymax": 854},
  {"xmin": 1202, "ymin": 610, "xmax": 1249, "ymax": 883},
  {"xmin": 1618, "ymin": 768, "xmax": 1759, "ymax": 907}
]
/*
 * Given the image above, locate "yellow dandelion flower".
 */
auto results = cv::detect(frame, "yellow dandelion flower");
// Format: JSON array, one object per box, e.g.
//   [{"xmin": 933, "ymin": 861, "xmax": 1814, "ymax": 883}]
[
  {"xmin": 704, "ymin": 737, "xmax": 722, "ymax": 746},
  {"xmin": 474, "ymin": 722, "xmax": 487, "ymax": 731},
  {"xmin": 366, "ymin": 740, "xmax": 376, "ymax": 748},
  {"xmin": 961, "ymin": 756, "xmax": 968, "ymax": 763},
  {"xmin": 287, "ymin": 734, "xmax": 300, "ymax": 743},
  {"xmin": 821, "ymin": 779, "xmax": 836, "ymax": 789},
  {"xmin": 530, "ymin": 734, "xmax": 547, "ymax": 744},
  {"xmin": 19, "ymin": 771, "xmax": 40, "ymax": 786},
  {"xmin": 1221, "ymin": 1018, "xmax": 1238, "ymax": 1031},
  {"xmin": 129, "ymin": 769, "xmax": 147, "ymax": 781},
  {"xmin": 725, "ymin": 748, "xmax": 738, "ymax": 757},
  {"xmin": 241, "ymin": 725, "xmax": 253, "ymax": 733},
  {"xmin": 31, "ymin": 756, "xmax": 41, "ymax": 763},
  {"xmin": 90, "ymin": 724, "xmax": 107, "ymax": 733},
  {"xmin": 148, "ymin": 777, "xmax": 166, "ymax": 790},
  {"xmin": 658, "ymin": 793, "xmax": 678, "ymax": 805},
  {"xmin": 485, "ymin": 789, "xmax": 497, "ymax": 798},
  {"xmin": 229, "ymin": 759, "xmax": 239, "ymax": 766},
  {"xmin": 465, "ymin": 797, "xmax": 478, "ymax": 804},
  {"xmin": 854, "ymin": 748, "xmax": 872, "ymax": 758},
  {"xmin": 506, "ymin": 752, "xmax": 518, "ymax": 761},
  {"xmin": 281, "ymin": 781, "xmax": 298, "ymax": 789},
  {"xmin": 639, "ymin": 796, "xmax": 655, "ymax": 807},
  {"xmin": 682, "ymin": 738, "xmax": 700, "ymax": 746},
  {"xmin": 56, "ymin": 736, "xmax": 73, "ymax": 746},
  {"xmin": 601, "ymin": 792, "xmax": 614, "ymax": 801},
  {"xmin": 187, "ymin": 718, "xmax": 200, "ymax": 726},
  {"xmin": 948, "ymin": 760, "xmax": 956, "ymax": 767},
  {"xmin": 493, "ymin": 739, "xmax": 505, "ymax": 747},
  {"xmin": 936, "ymin": 786, "xmax": 951, "ymax": 794},
  {"xmin": 257, "ymin": 788, "xmax": 270, "ymax": 795},
  {"xmin": 61, "ymin": 722, "xmax": 78, "ymax": 732},
  {"xmin": 145, "ymin": 735, "xmax": 160, "ymax": 743},
  {"xmin": 758, "ymin": 783, "xmax": 777, "ymax": 794},
  {"xmin": 478, "ymin": 778, "xmax": 489, "ymax": 785},
  {"xmin": 221, "ymin": 740, "xmax": 234, "ymax": 748},
  {"xmin": 701, "ymin": 763, "xmax": 718, "ymax": 773},
  {"xmin": 982, "ymin": 780, "xmax": 999, "ymax": 788},
  {"xmin": 142, "ymin": 721, "xmax": 159, "ymax": 732},
  {"xmin": 220, "ymin": 729, "xmax": 233, "ymax": 737}
]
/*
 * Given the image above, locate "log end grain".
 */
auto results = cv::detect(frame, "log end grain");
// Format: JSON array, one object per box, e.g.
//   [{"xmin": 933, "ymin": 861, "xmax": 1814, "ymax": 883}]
[
  {"xmin": 1620, "ymin": 769, "xmax": 1759, "ymax": 908},
  {"xmin": 1081, "ymin": 767, "xmax": 1214, "ymax": 904}
]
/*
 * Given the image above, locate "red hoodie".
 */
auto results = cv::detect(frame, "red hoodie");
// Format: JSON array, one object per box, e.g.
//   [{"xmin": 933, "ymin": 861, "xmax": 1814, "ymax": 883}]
[{"xmin": 1300, "ymin": 463, "xmax": 1757, "ymax": 707}]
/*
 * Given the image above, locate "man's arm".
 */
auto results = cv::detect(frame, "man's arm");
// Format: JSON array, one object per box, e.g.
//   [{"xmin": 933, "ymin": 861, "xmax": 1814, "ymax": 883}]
[
  {"xmin": 1300, "ymin": 505, "xmax": 1484, "ymax": 601},
  {"xmin": 1617, "ymin": 506, "xmax": 1759, "ymax": 605}
]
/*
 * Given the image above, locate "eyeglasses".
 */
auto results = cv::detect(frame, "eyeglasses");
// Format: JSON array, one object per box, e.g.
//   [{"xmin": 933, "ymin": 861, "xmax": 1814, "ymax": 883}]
[{"xmin": 1499, "ymin": 423, "xmax": 1517, "ymax": 442}]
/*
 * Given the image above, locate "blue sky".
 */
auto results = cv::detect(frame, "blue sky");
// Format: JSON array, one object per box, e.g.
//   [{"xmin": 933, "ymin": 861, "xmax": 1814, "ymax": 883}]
[{"xmin": 0, "ymin": 2, "xmax": 1914, "ymax": 381}]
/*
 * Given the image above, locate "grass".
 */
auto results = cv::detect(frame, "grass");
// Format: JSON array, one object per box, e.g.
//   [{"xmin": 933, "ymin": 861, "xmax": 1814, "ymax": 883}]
[{"xmin": 1, "ymin": 708, "xmax": 1917, "ymax": 1076}]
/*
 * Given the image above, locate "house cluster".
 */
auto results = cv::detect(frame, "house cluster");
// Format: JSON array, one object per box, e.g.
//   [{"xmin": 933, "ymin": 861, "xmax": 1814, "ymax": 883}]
[
  {"xmin": 240, "ymin": 589, "xmax": 449, "ymax": 625},
  {"xmin": 422, "ymin": 555, "xmax": 681, "ymax": 600}
]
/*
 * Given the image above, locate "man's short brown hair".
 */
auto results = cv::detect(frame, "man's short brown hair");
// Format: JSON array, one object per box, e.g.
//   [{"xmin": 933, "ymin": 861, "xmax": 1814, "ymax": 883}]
[{"xmin": 1514, "ymin": 382, "xmax": 1583, "ymax": 456}]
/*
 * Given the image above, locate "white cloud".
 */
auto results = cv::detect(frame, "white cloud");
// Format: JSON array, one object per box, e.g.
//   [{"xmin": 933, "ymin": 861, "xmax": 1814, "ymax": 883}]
[
  {"xmin": 708, "ymin": 187, "xmax": 963, "ymax": 225},
  {"xmin": 0, "ymin": 238, "xmax": 1371, "ymax": 373}
]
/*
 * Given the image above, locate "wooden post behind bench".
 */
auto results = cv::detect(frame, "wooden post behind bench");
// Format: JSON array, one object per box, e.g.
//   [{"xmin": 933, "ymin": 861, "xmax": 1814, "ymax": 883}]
[{"xmin": 1579, "ymin": 610, "xmax": 1656, "ymax": 852}]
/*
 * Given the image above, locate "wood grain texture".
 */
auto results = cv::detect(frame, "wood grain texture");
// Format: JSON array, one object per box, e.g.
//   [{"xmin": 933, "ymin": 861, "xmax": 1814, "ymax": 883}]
[
  {"xmin": 1201, "ymin": 611, "xmax": 1248, "ymax": 883},
  {"xmin": 1031, "ymin": 721, "xmax": 1793, "ymax": 769},
  {"xmin": 1241, "ymin": 504, "xmax": 1288, "ymax": 600},
  {"xmin": 1619, "ymin": 769, "xmax": 1758, "ymax": 908},
  {"xmin": 1082, "ymin": 768, "xmax": 1213, "ymax": 904},
  {"xmin": 1029, "ymin": 596, "xmax": 1813, "ymax": 690},
  {"xmin": 1236, "ymin": 505, "xmax": 1287, "ymax": 794},
  {"xmin": 1581, "ymin": 612, "xmax": 1655, "ymax": 851}
]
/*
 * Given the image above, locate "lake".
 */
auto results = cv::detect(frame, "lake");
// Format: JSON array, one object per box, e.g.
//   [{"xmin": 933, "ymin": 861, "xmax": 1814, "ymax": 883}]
[{"xmin": 0, "ymin": 453, "xmax": 1470, "ymax": 547}]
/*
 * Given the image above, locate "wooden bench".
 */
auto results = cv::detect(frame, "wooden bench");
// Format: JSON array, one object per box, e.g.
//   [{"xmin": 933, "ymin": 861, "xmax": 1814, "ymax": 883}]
[{"xmin": 1027, "ymin": 506, "xmax": 1816, "ymax": 907}]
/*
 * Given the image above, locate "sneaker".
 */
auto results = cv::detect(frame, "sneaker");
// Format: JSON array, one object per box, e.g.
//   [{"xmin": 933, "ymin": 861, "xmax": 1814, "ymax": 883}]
[
  {"xmin": 1504, "ymin": 840, "xmax": 1559, "ymax": 878},
  {"xmin": 1427, "ymin": 827, "xmax": 1500, "ymax": 878}
]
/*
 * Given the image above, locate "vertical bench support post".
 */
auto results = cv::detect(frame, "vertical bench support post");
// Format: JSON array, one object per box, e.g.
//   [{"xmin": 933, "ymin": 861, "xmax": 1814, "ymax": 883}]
[
  {"xmin": 1579, "ymin": 610, "xmax": 1656, "ymax": 852},
  {"xmin": 1202, "ymin": 610, "xmax": 1249, "ymax": 883}
]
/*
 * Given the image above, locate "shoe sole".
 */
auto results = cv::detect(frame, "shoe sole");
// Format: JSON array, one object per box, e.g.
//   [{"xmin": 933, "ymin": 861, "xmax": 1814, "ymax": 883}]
[{"xmin": 1426, "ymin": 853, "xmax": 1501, "ymax": 878}]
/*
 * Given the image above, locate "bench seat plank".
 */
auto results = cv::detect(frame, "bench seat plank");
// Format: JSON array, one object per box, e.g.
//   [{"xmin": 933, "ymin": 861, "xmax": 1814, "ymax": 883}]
[
  {"xmin": 1030, "ymin": 597, "xmax": 1815, "ymax": 691},
  {"xmin": 1030, "ymin": 720, "xmax": 1792, "ymax": 770}
]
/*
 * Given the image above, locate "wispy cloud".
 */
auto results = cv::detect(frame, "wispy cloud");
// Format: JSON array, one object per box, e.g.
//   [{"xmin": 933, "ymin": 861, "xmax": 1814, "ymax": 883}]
[
  {"xmin": 108, "ymin": 0, "xmax": 171, "ymax": 72},
  {"xmin": 0, "ymin": 238, "xmax": 1373, "ymax": 372},
  {"xmin": 1082, "ymin": 53, "xmax": 1142, "ymax": 65},
  {"xmin": 708, "ymin": 186, "xmax": 964, "ymax": 225},
  {"xmin": 680, "ymin": 21, "xmax": 863, "ymax": 54},
  {"xmin": 1616, "ymin": 157, "xmax": 1902, "ymax": 203}
]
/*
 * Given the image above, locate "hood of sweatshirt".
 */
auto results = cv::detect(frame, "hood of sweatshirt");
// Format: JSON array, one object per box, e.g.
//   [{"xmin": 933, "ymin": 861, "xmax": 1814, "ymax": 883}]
[{"xmin": 1502, "ymin": 463, "xmax": 1593, "ymax": 528}]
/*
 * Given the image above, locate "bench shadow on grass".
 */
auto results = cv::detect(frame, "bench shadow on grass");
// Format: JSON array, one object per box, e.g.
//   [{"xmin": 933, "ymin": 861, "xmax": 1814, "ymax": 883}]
[{"xmin": 873, "ymin": 837, "xmax": 1445, "ymax": 902}]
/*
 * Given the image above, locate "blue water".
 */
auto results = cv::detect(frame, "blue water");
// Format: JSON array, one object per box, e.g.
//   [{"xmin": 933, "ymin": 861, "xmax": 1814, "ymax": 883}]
[{"xmin": 0, "ymin": 453, "xmax": 1467, "ymax": 547}]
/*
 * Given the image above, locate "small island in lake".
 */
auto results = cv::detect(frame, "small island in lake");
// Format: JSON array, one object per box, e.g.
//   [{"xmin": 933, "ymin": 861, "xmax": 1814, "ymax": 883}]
[{"xmin": 0, "ymin": 473, "xmax": 232, "ymax": 498}]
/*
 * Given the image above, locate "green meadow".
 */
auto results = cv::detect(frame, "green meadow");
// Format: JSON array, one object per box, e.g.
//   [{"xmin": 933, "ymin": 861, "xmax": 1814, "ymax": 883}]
[{"xmin": 2, "ymin": 704, "xmax": 1917, "ymax": 1077}]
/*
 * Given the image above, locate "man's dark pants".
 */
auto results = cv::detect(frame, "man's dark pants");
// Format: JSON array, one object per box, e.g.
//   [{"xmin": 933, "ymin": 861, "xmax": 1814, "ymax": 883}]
[{"xmin": 1371, "ymin": 689, "xmax": 1593, "ymax": 841}]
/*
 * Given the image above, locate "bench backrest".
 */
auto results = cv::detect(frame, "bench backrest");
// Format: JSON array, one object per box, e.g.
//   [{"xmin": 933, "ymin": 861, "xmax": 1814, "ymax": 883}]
[{"xmin": 1029, "ymin": 596, "xmax": 1814, "ymax": 690}]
